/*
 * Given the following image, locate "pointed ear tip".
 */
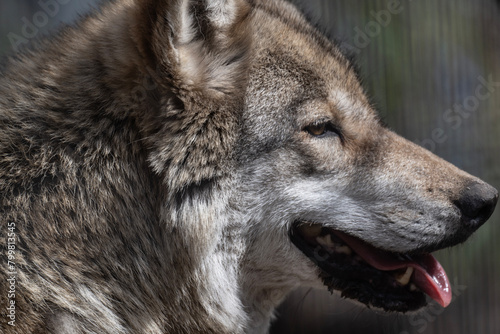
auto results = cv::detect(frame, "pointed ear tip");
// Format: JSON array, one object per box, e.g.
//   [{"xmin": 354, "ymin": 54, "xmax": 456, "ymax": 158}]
[{"xmin": 132, "ymin": 0, "xmax": 254, "ymax": 79}]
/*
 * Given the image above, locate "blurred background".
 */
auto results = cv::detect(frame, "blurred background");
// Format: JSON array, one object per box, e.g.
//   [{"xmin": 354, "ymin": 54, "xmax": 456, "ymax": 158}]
[{"xmin": 1, "ymin": 1, "xmax": 499, "ymax": 333}]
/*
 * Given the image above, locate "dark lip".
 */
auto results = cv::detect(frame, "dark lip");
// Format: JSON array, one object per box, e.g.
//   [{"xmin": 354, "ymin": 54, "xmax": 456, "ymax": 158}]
[{"xmin": 289, "ymin": 222, "xmax": 427, "ymax": 312}]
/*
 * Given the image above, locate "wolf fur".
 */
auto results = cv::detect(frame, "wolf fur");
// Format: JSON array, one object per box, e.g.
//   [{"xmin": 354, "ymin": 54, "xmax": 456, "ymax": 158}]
[{"xmin": 0, "ymin": 0, "xmax": 497, "ymax": 333}]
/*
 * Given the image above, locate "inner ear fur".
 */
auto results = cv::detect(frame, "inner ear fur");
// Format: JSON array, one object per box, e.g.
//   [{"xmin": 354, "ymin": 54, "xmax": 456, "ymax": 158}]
[{"xmin": 132, "ymin": 0, "xmax": 253, "ymax": 100}]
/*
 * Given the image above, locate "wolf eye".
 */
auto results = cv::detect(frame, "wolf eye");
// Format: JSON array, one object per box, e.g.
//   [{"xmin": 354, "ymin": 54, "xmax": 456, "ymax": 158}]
[{"xmin": 304, "ymin": 122, "xmax": 339, "ymax": 138}]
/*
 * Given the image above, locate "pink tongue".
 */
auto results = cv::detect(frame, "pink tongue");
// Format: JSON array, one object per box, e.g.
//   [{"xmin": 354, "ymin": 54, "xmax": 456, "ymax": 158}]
[{"xmin": 335, "ymin": 231, "xmax": 452, "ymax": 308}]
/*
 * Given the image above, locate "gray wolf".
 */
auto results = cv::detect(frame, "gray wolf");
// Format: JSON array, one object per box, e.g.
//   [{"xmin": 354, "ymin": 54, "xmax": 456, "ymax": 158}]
[{"xmin": 0, "ymin": 0, "xmax": 497, "ymax": 333}]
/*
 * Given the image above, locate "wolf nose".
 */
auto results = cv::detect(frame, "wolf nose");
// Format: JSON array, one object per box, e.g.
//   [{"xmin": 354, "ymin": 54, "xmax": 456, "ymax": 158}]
[{"xmin": 455, "ymin": 182, "xmax": 498, "ymax": 230}]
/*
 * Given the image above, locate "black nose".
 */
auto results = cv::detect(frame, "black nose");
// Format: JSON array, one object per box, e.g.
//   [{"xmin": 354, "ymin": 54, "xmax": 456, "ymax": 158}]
[{"xmin": 455, "ymin": 182, "xmax": 498, "ymax": 230}]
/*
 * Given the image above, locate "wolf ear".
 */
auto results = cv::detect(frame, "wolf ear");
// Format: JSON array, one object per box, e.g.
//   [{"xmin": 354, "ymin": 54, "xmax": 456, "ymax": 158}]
[
  {"xmin": 133, "ymin": 0, "xmax": 252, "ymax": 194},
  {"xmin": 135, "ymin": 0, "xmax": 252, "ymax": 98}
]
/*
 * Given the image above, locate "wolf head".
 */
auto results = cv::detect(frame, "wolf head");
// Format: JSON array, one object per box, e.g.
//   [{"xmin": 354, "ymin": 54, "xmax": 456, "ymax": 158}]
[{"xmin": 133, "ymin": 0, "xmax": 498, "ymax": 327}]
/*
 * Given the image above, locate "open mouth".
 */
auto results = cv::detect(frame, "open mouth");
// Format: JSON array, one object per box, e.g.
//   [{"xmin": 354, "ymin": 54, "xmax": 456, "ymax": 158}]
[{"xmin": 290, "ymin": 222, "xmax": 451, "ymax": 312}]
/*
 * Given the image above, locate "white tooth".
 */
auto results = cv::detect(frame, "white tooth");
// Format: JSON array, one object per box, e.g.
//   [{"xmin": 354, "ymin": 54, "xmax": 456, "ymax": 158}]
[
  {"xmin": 299, "ymin": 224, "xmax": 322, "ymax": 238},
  {"xmin": 336, "ymin": 245, "xmax": 352, "ymax": 255},
  {"xmin": 316, "ymin": 234, "xmax": 335, "ymax": 248},
  {"xmin": 395, "ymin": 267, "xmax": 414, "ymax": 286},
  {"xmin": 409, "ymin": 283, "xmax": 419, "ymax": 292}
]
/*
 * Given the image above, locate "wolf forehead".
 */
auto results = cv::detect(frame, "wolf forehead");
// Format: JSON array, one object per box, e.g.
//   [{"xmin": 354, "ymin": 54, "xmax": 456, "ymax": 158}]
[
  {"xmin": 245, "ymin": 9, "xmax": 372, "ymax": 113},
  {"xmin": 238, "ymin": 6, "xmax": 380, "ymax": 154}
]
